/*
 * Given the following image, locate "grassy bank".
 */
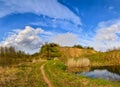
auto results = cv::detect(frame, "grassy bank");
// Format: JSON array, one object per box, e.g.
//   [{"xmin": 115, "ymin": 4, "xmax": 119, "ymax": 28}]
[
  {"xmin": 0, "ymin": 61, "xmax": 47, "ymax": 87},
  {"xmin": 44, "ymin": 60, "xmax": 120, "ymax": 87},
  {"xmin": 86, "ymin": 51, "xmax": 120, "ymax": 66},
  {"xmin": 64, "ymin": 50, "xmax": 120, "ymax": 67}
]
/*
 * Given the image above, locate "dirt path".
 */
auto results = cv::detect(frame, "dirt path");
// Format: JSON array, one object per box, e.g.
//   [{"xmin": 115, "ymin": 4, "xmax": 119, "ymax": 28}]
[{"xmin": 40, "ymin": 63, "xmax": 54, "ymax": 87}]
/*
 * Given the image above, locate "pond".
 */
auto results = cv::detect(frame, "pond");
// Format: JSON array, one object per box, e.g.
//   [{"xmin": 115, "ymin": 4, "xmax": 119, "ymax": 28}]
[{"xmin": 75, "ymin": 66, "xmax": 120, "ymax": 82}]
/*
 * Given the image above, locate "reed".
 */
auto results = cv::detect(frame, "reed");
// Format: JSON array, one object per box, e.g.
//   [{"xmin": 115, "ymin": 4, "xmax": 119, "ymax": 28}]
[{"xmin": 67, "ymin": 58, "xmax": 90, "ymax": 68}]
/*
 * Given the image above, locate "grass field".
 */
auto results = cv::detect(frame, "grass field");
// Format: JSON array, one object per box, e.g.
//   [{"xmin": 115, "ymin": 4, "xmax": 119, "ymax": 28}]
[
  {"xmin": 44, "ymin": 60, "xmax": 120, "ymax": 87},
  {"xmin": 0, "ymin": 59, "xmax": 120, "ymax": 87},
  {"xmin": 0, "ymin": 61, "xmax": 48, "ymax": 87}
]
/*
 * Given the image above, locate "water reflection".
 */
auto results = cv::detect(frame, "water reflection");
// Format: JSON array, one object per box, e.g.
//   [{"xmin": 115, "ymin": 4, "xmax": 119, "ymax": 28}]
[
  {"xmin": 67, "ymin": 67, "xmax": 90, "ymax": 73},
  {"xmin": 91, "ymin": 66, "xmax": 120, "ymax": 75},
  {"xmin": 77, "ymin": 69, "xmax": 120, "ymax": 81},
  {"xmin": 75, "ymin": 66, "xmax": 120, "ymax": 81}
]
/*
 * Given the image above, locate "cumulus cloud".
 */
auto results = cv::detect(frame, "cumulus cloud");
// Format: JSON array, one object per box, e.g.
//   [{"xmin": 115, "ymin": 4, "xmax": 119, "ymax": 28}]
[
  {"xmin": 95, "ymin": 21, "xmax": 120, "ymax": 41},
  {"xmin": 51, "ymin": 33, "xmax": 79, "ymax": 46},
  {"xmin": 92, "ymin": 20, "xmax": 120, "ymax": 51},
  {"xmin": 0, "ymin": 26, "xmax": 51, "ymax": 54},
  {"xmin": 0, "ymin": 0, "xmax": 81, "ymax": 25}
]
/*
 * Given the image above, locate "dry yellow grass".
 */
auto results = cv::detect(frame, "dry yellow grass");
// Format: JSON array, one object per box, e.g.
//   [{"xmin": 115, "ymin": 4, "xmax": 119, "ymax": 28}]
[
  {"xmin": 59, "ymin": 47, "xmax": 96, "ymax": 58},
  {"xmin": 59, "ymin": 47, "xmax": 83, "ymax": 58},
  {"xmin": 67, "ymin": 58, "xmax": 90, "ymax": 68}
]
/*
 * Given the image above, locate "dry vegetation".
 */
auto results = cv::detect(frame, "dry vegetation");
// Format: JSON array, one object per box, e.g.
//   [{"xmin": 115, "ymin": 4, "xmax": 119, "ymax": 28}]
[
  {"xmin": 0, "ymin": 61, "xmax": 47, "ymax": 87},
  {"xmin": 66, "ymin": 58, "xmax": 90, "ymax": 68},
  {"xmin": 59, "ymin": 47, "xmax": 96, "ymax": 58},
  {"xmin": 58, "ymin": 47, "xmax": 96, "ymax": 63}
]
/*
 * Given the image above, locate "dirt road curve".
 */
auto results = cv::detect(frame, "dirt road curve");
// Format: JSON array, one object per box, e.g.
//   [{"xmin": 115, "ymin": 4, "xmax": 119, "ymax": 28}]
[{"xmin": 40, "ymin": 63, "xmax": 54, "ymax": 87}]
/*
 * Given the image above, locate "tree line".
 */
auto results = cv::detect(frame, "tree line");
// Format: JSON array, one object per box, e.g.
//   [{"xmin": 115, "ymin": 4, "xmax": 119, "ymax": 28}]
[{"xmin": 0, "ymin": 46, "xmax": 30, "ymax": 66}]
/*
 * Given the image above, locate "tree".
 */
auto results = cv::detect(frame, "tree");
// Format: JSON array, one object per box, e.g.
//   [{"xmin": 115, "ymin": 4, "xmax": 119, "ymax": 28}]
[
  {"xmin": 73, "ymin": 45, "xmax": 83, "ymax": 49},
  {"xmin": 40, "ymin": 43, "xmax": 61, "ymax": 59},
  {"xmin": 0, "ymin": 46, "xmax": 30, "ymax": 66}
]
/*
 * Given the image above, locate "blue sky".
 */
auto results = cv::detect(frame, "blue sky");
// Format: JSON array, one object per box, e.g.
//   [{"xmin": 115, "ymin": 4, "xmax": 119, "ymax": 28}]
[{"xmin": 0, "ymin": 0, "xmax": 120, "ymax": 53}]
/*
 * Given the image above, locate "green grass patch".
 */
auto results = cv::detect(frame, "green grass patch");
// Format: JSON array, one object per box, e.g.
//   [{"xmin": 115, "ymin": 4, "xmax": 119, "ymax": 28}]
[{"xmin": 44, "ymin": 60, "xmax": 120, "ymax": 87}]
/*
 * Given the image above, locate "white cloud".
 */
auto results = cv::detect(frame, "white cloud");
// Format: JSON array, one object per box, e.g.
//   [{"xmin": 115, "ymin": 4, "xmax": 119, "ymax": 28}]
[
  {"xmin": 0, "ymin": 0, "xmax": 81, "ymax": 25},
  {"xmin": 30, "ymin": 19, "xmax": 82, "ymax": 33},
  {"xmin": 92, "ymin": 20, "xmax": 120, "ymax": 51},
  {"xmin": 95, "ymin": 21, "xmax": 120, "ymax": 41},
  {"xmin": 0, "ymin": 26, "xmax": 51, "ymax": 54},
  {"xmin": 51, "ymin": 32, "xmax": 79, "ymax": 46}
]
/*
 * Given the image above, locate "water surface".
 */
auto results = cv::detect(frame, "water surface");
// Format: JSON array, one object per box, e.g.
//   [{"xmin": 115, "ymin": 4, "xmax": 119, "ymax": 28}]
[{"xmin": 76, "ymin": 66, "xmax": 120, "ymax": 81}]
